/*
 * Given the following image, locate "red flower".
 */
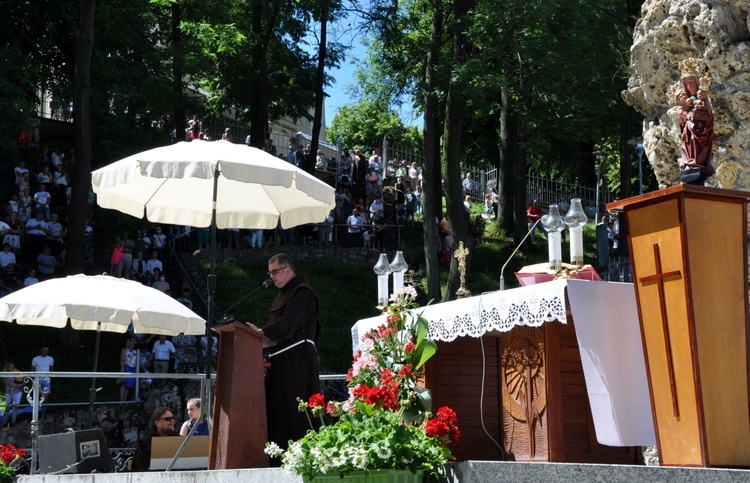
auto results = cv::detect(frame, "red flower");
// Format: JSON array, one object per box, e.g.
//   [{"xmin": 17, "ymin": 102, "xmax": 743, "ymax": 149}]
[
  {"xmin": 377, "ymin": 324, "xmax": 393, "ymax": 338},
  {"xmin": 346, "ymin": 368, "xmax": 353, "ymax": 382},
  {"xmin": 404, "ymin": 341, "xmax": 415, "ymax": 354},
  {"xmin": 0, "ymin": 443, "xmax": 25, "ymax": 465},
  {"xmin": 426, "ymin": 406, "xmax": 461, "ymax": 444},
  {"xmin": 308, "ymin": 393, "xmax": 325, "ymax": 409},
  {"xmin": 425, "ymin": 418, "xmax": 449, "ymax": 439},
  {"xmin": 436, "ymin": 406, "xmax": 457, "ymax": 424},
  {"xmin": 397, "ymin": 364, "xmax": 412, "ymax": 379}
]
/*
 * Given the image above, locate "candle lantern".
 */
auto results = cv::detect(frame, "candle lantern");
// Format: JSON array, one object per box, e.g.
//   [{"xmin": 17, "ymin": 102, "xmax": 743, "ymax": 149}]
[
  {"xmin": 389, "ymin": 251, "xmax": 409, "ymax": 293},
  {"xmin": 564, "ymin": 198, "xmax": 588, "ymax": 268},
  {"xmin": 542, "ymin": 205, "xmax": 566, "ymax": 271},
  {"xmin": 373, "ymin": 253, "xmax": 392, "ymax": 306}
]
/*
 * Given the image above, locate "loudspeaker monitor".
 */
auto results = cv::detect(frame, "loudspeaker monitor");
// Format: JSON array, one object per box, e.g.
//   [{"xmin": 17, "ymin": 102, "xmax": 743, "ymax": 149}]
[{"xmin": 38, "ymin": 428, "xmax": 115, "ymax": 474}]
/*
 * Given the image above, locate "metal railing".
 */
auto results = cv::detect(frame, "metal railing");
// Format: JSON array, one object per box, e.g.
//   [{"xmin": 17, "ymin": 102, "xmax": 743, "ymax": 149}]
[{"xmin": 1, "ymin": 371, "xmax": 346, "ymax": 474}]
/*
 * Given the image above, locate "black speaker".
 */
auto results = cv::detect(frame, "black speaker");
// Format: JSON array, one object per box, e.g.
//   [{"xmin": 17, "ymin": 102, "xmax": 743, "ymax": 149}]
[{"xmin": 38, "ymin": 429, "xmax": 115, "ymax": 474}]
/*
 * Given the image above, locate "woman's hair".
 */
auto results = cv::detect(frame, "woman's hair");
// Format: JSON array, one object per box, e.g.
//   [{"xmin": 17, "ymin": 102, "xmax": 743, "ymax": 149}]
[
  {"xmin": 187, "ymin": 397, "xmax": 201, "ymax": 409},
  {"xmin": 4, "ymin": 361, "xmax": 15, "ymax": 371}
]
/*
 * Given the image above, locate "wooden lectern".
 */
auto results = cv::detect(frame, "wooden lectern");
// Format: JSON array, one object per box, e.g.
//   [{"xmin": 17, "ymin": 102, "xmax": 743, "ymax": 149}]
[
  {"xmin": 608, "ymin": 184, "xmax": 750, "ymax": 467},
  {"xmin": 210, "ymin": 322, "xmax": 269, "ymax": 469}
]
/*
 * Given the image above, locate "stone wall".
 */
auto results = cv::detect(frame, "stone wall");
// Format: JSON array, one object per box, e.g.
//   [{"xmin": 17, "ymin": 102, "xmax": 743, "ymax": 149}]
[{"xmin": 622, "ymin": 0, "xmax": 750, "ymax": 189}]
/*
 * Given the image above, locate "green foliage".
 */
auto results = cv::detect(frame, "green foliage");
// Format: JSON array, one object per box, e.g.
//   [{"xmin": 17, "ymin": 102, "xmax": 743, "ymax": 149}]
[
  {"xmin": 0, "ymin": 463, "xmax": 15, "ymax": 483},
  {"xmin": 280, "ymin": 408, "xmax": 448, "ymax": 480},
  {"xmin": 328, "ymin": 98, "xmax": 421, "ymax": 152}
]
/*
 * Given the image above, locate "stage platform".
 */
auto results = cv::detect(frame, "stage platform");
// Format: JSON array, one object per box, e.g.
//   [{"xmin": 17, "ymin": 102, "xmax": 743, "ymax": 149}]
[{"xmin": 17, "ymin": 461, "xmax": 750, "ymax": 483}]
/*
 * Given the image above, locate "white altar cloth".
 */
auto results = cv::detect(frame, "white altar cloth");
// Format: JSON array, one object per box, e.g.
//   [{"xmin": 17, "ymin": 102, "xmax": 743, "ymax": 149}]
[
  {"xmin": 351, "ymin": 279, "xmax": 655, "ymax": 447},
  {"xmin": 351, "ymin": 279, "xmax": 568, "ymax": 353}
]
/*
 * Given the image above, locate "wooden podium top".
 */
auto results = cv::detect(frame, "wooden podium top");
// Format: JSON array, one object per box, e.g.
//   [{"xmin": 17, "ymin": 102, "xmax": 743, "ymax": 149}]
[{"xmin": 607, "ymin": 184, "xmax": 750, "ymax": 212}]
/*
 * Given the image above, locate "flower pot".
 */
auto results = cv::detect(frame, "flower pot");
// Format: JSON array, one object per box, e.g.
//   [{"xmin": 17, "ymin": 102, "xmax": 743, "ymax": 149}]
[{"xmin": 304, "ymin": 469, "xmax": 424, "ymax": 483}]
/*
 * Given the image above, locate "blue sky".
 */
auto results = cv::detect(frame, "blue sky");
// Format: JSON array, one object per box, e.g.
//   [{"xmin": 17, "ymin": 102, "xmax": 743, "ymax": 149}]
[{"xmin": 320, "ymin": 24, "xmax": 423, "ymax": 129}]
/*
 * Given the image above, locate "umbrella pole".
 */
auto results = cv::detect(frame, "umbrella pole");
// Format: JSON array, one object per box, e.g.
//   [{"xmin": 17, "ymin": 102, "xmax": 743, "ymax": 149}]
[
  {"xmin": 203, "ymin": 165, "xmax": 219, "ymax": 426},
  {"xmin": 87, "ymin": 322, "xmax": 102, "ymax": 428}
]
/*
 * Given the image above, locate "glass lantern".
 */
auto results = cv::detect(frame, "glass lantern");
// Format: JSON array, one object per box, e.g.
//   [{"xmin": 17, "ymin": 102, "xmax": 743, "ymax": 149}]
[
  {"xmin": 564, "ymin": 198, "xmax": 588, "ymax": 268},
  {"xmin": 542, "ymin": 205, "xmax": 565, "ymax": 271}
]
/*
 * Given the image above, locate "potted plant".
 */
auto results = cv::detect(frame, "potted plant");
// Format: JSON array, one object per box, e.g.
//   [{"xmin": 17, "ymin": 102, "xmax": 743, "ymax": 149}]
[
  {"xmin": 0, "ymin": 444, "xmax": 26, "ymax": 483},
  {"xmin": 266, "ymin": 286, "xmax": 459, "ymax": 482}
]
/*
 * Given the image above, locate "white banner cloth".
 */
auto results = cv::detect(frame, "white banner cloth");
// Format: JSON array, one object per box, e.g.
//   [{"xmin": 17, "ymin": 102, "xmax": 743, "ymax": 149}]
[{"xmin": 566, "ymin": 280, "xmax": 656, "ymax": 446}]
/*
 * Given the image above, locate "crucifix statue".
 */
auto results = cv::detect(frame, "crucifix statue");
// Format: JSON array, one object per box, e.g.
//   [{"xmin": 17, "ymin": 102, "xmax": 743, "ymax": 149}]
[{"xmin": 454, "ymin": 241, "xmax": 471, "ymax": 298}]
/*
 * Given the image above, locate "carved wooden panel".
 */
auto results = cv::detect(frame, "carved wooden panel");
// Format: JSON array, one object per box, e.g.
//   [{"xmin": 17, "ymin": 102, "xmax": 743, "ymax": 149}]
[{"xmin": 500, "ymin": 326, "xmax": 548, "ymax": 461}]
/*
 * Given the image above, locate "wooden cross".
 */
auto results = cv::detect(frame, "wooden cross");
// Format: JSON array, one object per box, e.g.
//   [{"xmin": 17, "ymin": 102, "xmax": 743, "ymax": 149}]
[
  {"xmin": 454, "ymin": 241, "xmax": 471, "ymax": 298},
  {"xmin": 638, "ymin": 243, "xmax": 682, "ymax": 418}
]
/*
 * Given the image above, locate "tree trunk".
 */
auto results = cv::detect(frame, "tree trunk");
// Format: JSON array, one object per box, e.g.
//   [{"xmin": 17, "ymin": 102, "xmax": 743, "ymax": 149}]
[
  {"xmin": 308, "ymin": 0, "xmax": 328, "ymax": 176},
  {"xmin": 249, "ymin": 2, "xmax": 269, "ymax": 149},
  {"xmin": 171, "ymin": 2, "xmax": 186, "ymax": 142},
  {"xmin": 68, "ymin": 0, "xmax": 95, "ymax": 276},
  {"xmin": 442, "ymin": 86, "xmax": 470, "ymax": 301},
  {"xmin": 421, "ymin": 0, "xmax": 444, "ymax": 301},
  {"xmin": 620, "ymin": 108, "xmax": 633, "ymax": 199},
  {"xmin": 441, "ymin": 0, "xmax": 474, "ymax": 301},
  {"xmin": 513, "ymin": 116, "xmax": 528, "ymax": 246},
  {"xmin": 498, "ymin": 86, "xmax": 513, "ymax": 233}
]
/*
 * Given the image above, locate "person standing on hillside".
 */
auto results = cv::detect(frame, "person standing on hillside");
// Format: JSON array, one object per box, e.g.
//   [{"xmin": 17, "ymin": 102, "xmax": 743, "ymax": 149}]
[
  {"xmin": 246, "ymin": 253, "xmax": 320, "ymax": 461},
  {"xmin": 32, "ymin": 345, "xmax": 54, "ymax": 411}
]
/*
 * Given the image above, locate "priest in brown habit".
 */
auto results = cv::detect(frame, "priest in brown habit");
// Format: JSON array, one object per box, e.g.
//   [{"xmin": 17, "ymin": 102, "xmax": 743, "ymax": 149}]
[{"xmin": 247, "ymin": 253, "xmax": 321, "ymax": 462}]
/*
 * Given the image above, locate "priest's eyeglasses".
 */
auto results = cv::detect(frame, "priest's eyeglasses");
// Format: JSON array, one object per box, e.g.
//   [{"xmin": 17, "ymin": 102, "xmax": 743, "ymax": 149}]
[{"xmin": 267, "ymin": 267, "xmax": 288, "ymax": 277}]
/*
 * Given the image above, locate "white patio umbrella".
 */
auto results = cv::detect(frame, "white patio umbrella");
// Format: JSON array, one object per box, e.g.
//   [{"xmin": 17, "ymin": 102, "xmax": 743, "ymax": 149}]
[
  {"xmin": 0, "ymin": 273, "xmax": 205, "ymax": 335},
  {"xmin": 90, "ymin": 139, "xmax": 336, "ymax": 433},
  {"xmin": 90, "ymin": 139, "xmax": 335, "ymax": 230},
  {"xmin": 0, "ymin": 274, "xmax": 206, "ymax": 469}
]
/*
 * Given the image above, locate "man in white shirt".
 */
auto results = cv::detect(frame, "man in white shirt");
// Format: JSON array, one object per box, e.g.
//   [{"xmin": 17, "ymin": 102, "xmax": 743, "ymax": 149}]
[
  {"xmin": 151, "ymin": 227, "xmax": 166, "ymax": 257},
  {"xmin": 369, "ymin": 196, "xmax": 384, "ymax": 221},
  {"xmin": 145, "ymin": 251, "xmax": 163, "ymax": 282},
  {"xmin": 368, "ymin": 148, "xmax": 382, "ymax": 173},
  {"xmin": 32, "ymin": 345, "xmax": 55, "ymax": 401},
  {"xmin": 0, "ymin": 243, "xmax": 16, "ymax": 270},
  {"xmin": 25, "ymin": 210, "xmax": 49, "ymax": 263},
  {"xmin": 14, "ymin": 161, "xmax": 29, "ymax": 190},
  {"xmin": 34, "ymin": 184, "xmax": 51, "ymax": 220},
  {"xmin": 149, "ymin": 336, "xmax": 177, "ymax": 373},
  {"xmin": 462, "ymin": 172, "xmax": 474, "ymax": 195},
  {"xmin": 347, "ymin": 209, "xmax": 364, "ymax": 247}
]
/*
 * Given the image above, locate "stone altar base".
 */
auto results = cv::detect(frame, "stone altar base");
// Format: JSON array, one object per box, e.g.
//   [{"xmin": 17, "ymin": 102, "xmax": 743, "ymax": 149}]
[{"xmin": 17, "ymin": 462, "xmax": 750, "ymax": 483}]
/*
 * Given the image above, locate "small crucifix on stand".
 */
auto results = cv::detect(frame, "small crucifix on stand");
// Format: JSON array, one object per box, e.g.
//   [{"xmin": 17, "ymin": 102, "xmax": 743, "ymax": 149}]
[{"xmin": 454, "ymin": 241, "xmax": 471, "ymax": 298}]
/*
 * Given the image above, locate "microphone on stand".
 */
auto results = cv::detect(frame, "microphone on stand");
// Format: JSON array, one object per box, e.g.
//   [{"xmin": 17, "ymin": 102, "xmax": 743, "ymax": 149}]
[
  {"xmin": 500, "ymin": 219, "xmax": 542, "ymax": 291},
  {"xmin": 262, "ymin": 278, "xmax": 274, "ymax": 288}
]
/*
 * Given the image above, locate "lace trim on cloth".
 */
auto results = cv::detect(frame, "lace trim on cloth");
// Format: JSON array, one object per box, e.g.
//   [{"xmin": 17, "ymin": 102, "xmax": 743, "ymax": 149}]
[
  {"xmin": 350, "ymin": 280, "xmax": 568, "ymax": 353},
  {"xmin": 423, "ymin": 279, "xmax": 567, "ymax": 342}
]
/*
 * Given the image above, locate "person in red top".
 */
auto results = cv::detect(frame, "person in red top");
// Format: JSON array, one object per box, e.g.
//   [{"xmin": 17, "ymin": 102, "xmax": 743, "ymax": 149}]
[{"xmin": 527, "ymin": 199, "xmax": 546, "ymax": 237}]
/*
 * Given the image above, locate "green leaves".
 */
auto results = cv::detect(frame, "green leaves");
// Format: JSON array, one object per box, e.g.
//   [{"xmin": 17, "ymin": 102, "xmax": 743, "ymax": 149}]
[{"xmin": 410, "ymin": 314, "xmax": 436, "ymax": 372}]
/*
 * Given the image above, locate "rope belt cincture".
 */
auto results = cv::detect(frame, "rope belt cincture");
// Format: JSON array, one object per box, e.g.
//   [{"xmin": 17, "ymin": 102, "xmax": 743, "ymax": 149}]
[{"xmin": 268, "ymin": 339, "xmax": 315, "ymax": 358}]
